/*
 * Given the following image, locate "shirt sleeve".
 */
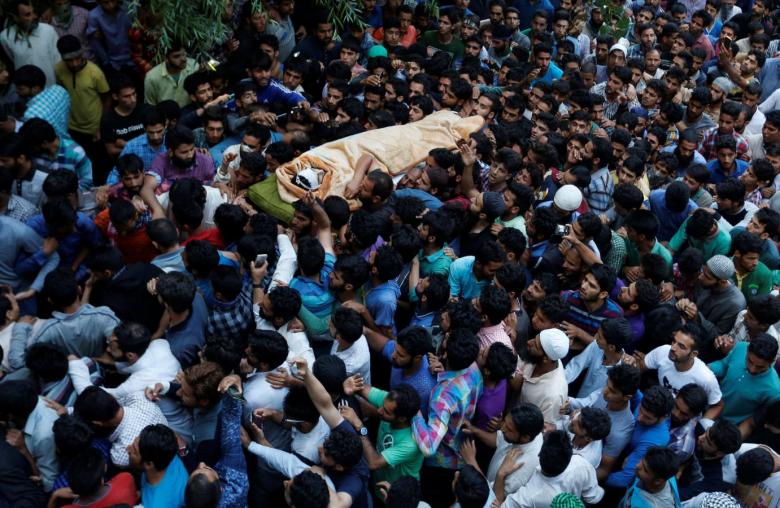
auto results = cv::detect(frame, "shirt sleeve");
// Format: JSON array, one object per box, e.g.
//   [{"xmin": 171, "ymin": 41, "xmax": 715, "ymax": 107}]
[
  {"xmin": 564, "ymin": 342, "xmax": 594, "ymax": 384},
  {"xmin": 268, "ymin": 234, "xmax": 297, "ymax": 290},
  {"xmin": 643, "ymin": 345, "xmax": 666, "ymax": 370},
  {"xmin": 411, "ymin": 394, "xmax": 452, "ymax": 457},
  {"xmin": 668, "ymin": 219, "xmax": 689, "ymax": 252}
]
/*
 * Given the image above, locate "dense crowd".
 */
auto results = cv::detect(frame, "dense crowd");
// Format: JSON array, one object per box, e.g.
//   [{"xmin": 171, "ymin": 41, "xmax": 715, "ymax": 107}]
[{"xmin": 5, "ymin": 0, "xmax": 780, "ymax": 507}]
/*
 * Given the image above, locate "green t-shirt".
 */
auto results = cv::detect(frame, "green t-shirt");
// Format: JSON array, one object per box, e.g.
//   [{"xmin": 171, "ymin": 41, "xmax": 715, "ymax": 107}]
[
  {"xmin": 669, "ymin": 217, "xmax": 732, "ymax": 259},
  {"xmin": 421, "ymin": 31, "xmax": 464, "ymax": 61},
  {"xmin": 624, "ymin": 238, "xmax": 673, "ymax": 268},
  {"xmin": 733, "ymin": 260, "xmax": 773, "ymax": 300},
  {"xmin": 367, "ymin": 388, "xmax": 424, "ymax": 484}
]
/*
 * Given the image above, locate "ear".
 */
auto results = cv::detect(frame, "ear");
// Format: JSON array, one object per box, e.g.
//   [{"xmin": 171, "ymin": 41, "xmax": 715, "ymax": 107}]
[
  {"xmin": 126, "ymin": 352, "xmax": 139, "ymax": 363},
  {"xmin": 630, "ymin": 302, "xmax": 639, "ymax": 313},
  {"xmin": 344, "ymin": 282, "xmax": 354, "ymax": 292}
]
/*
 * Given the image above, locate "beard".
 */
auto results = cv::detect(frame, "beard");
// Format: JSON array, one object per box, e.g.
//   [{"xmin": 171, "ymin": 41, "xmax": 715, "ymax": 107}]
[
  {"xmin": 675, "ymin": 149, "xmax": 694, "ymax": 167},
  {"xmin": 517, "ymin": 338, "xmax": 542, "ymax": 365},
  {"xmin": 172, "ymin": 154, "xmax": 195, "ymax": 169}
]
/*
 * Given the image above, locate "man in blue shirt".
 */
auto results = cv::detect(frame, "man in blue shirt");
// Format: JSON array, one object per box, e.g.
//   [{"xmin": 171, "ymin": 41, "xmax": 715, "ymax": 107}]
[
  {"xmin": 135, "ymin": 424, "xmax": 189, "ymax": 508},
  {"xmin": 513, "ymin": 0, "xmax": 555, "ymax": 29},
  {"xmin": 645, "ymin": 181, "xmax": 698, "ymax": 242},
  {"xmin": 365, "ymin": 245, "xmax": 403, "ymax": 338},
  {"xmin": 156, "ymin": 271, "xmax": 208, "ymax": 368},
  {"xmin": 106, "ymin": 108, "xmax": 167, "ymax": 185},
  {"xmin": 707, "ymin": 135, "xmax": 748, "ymax": 184},
  {"xmin": 530, "ymin": 43, "xmax": 563, "ymax": 86},
  {"xmin": 245, "ymin": 52, "xmax": 307, "ymax": 112},
  {"xmin": 448, "ymin": 240, "xmax": 506, "ymax": 300},
  {"xmin": 606, "ymin": 385, "xmax": 674, "ymax": 488}
]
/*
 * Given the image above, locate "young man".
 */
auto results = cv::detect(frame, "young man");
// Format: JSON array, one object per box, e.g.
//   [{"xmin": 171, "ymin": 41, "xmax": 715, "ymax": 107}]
[
  {"xmin": 620, "ymin": 446, "xmax": 682, "ymax": 507},
  {"xmin": 149, "ymin": 126, "xmax": 215, "ymax": 185},
  {"xmin": 731, "ymin": 231, "xmax": 772, "ymax": 300},
  {"xmin": 143, "ymin": 43, "xmax": 198, "ymax": 107},
  {"xmin": 634, "ymin": 323, "xmax": 724, "ymax": 419},
  {"xmin": 560, "ymin": 264, "xmax": 624, "ymax": 351},
  {"xmin": 131, "ymin": 424, "xmax": 188, "ymax": 508},
  {"xmin": 699, "ymin": 101, "xmax": 749, "ymax": 160},
  {"xmin": 565, "ymin": 318, "xmax": 632, "ymax": 398}
]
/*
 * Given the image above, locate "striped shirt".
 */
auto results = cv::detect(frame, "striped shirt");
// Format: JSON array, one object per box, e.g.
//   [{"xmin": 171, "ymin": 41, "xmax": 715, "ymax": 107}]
[{"xmin": 561, "ymin": 290, "xmax": 624, "ymax": 337}]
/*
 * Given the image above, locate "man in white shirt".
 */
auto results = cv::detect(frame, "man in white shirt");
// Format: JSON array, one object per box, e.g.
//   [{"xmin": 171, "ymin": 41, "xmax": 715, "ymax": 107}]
[
  {"xmin": 461, "ymin": 403, "xmax": 545, "ymax": 497},
  {"xmin": 329, "ymin": 307, "xmax": 371, "ymax": 384},
  {"xmin": 733, "ymin": 443, "xmax": 780, "ymax": 508},
  {"xmin": 634, "ymin": 322, "xmax": 724, "ymax": 420},
  {"xmin": 517, "ymin": 328, "xmax": 570, "ymax": 424},
  {"xmin": 242, "ymin": 329, "xmax": 291, "ymax": 415},
  {"xmin": 495, "ymin": 430, "xmax": 604, "ymax": 507},
  {"xmin": 253, "ymin": 284, "xmax": 315, "ymax": 370},
  {"xmin": 561, "ymin": 407, "xmax": 612, "ymax": 468},
  {"xmin": 68, "ymin": 321, "xmax": 180, "ymax": 399}
]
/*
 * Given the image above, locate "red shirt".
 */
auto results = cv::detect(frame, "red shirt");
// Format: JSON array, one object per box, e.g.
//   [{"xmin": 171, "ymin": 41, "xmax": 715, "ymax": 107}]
[
  {"xmin": 94, "ymin": 209, "xmax": 158, "ymax": 264},
  {"xmin": 62, "ymin": 472, "xmax": 138, "ymax": 508},
  {"xmin": 181, "ymin": 227, "xmax": 226, "ymax": 250}
]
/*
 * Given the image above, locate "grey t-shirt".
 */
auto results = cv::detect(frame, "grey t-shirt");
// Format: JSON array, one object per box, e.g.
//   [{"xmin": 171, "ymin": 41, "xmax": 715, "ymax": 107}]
[{"xmin": 638, "ymin": 481, "xmax": 676, "ymax": 508}]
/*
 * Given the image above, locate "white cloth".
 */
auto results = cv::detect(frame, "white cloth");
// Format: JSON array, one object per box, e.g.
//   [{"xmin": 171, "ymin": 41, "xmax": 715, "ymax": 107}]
[
  {"xmin": 643, "ymin": 344, "xmax": 722, "ymax": 405},
  {"xmin": 745, "ymin": 109, "xmax": 766, "ymax": 136},
  {"xmin": 0, "ymin": 319, "xmax": 46, "ymax": 372},
  {"xmin": 157, "ymin": 185, "xmax": 227, "ymax": 229},
  {"xmin": 292, "ymin": 417, "xmax": 330, "ymax": 464},
  {"xmin": 255, "ymin": 315, "xmax": 315, "ymax": 367},
  {"xmin": 268, "ymin": 233, "xmax": 297, "ymax": 291},
  {"xmin": 330, "ymin": 335, "xmax": 371, "ymax": 384},
  {"xmin": 244, "ymin": 369, "xmax": 289, "ymax": 412},
  {"xmin": 732, "ymin": 444, "xmax": 780, "ymax": 508},
  {"xmin": 730, "ymin": 309, "xmax": 780, "ymax": 358},
  {"xmin": 248, "ymin": 441, "xmax": 336, "ymax": 490},
  {"xmin": 501, "ymin": 455, "xmax": 604, "ymax": 508},
  {"xmin": 68, "ymin": 339, "xmax": 180, "ymax": 398},
  {"xmin": 0, "ymin": 23, "xmax": 60, "ymax": 85},
  {"xmin": 518, "ymin": 360, "xmax": 568, "ymax": 424},
  {"xmin": 486, "ymin": 432, "xmax": 542, "ymax": 496}
]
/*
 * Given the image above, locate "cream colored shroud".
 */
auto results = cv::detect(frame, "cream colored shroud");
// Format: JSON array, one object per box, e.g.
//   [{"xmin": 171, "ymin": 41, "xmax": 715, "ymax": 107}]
[{"xmin": 274, "ymin": 110, "xmax": 485, "ymax": 209}]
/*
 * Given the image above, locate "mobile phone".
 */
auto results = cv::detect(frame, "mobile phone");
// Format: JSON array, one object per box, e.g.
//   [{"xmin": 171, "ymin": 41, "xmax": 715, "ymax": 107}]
[
  {"xmin": 252, "ymin": 413, "xmax": 264, "ymax": 428},
  {"xmin": 255, "ymin": 253, "xmax": 268, "ymax": 266},
  {"xmin": 284, "ymin": 418, "xmax": 306, "ymax": 424}
]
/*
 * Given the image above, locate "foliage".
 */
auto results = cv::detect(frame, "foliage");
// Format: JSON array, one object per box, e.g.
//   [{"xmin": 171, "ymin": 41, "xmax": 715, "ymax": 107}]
[{"xmin": 313, "ymin": 0, "xmax": 367, "ymax": 36}]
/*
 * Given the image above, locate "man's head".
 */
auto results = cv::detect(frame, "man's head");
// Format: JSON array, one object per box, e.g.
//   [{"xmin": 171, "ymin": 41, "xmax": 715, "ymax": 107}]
[
  {"xmin": 184, "ymin": 72, "xmax": 214, "ymax": 106},
  {"xmin": 73, "ymin": 386, "xmax": 121, "ymax": 429},
  {"xmin": 594, "ymin": 317, "xmax": 632, "ymax": 355},
  {"xmin": 0, "ymin": 380, "xmax": 38, "ymax": 423},
  {"xmin": 603, "ymin": 363, "xmax": 641, "ymax": 406},
  {"xmin": 260, "ymin": 286, "xmax": 302, "ymax": 328},
  {"xmin": 133, "ymin": 423, "xmax": 178, "ymax": 472},
  {"xmin": 635, "ymin": 447, "xmax": 679, "ymax": 492},
  {"xmin": 668, "ymin": 322, "xmax": 703, "ymax": 366},
  {"xmin": 697, "ymin": 419, "xmax": 742, "ymax": 459},
  {"xmin": 164, "ymin": 43, "xmax": 188, "ymax": 72},
  {"xmin": 156, "ymin": 271, "xmax": 196, "ymax": 314},
  {"xmin": 43, "ymin": 267, "xmax": 78, "ymax": 310},
  {"xmin": 56, "ymin": 34, "xmax": 87, "ymax": 73},
  {"xmin": 502, "ymin": 402, "xmax": 544, "ymax": 445},
  {"xmin": 107, "ymin": 321, "xmax": 151, "ymax": 364},
  {"xmin": 539, "ymin": 430, "xmax": 573, "ymax": 477},
  {"xmin": 177, "ymin": 361, "xmax": 224, "ymax": 409},
  {"xmin": 578, "ymin": 264, "xmax": 616, "ymax": 304},
  {"xmin": 746, "ymin": 334, "xmax": 779, "ymax": 376},
  {"xmin": 699, "ymin": 254, "xmax": 736, "ymax": 289},
  {"xmin": 637, "ymin": 385, "xmax": 674, "ymax": 426},
  {"xmin": 671, "ymin": 383, "xmax": 708, "ymax": 427},
  {"xmin": 284, "ymin": 470, "xmax": 329, "ymax": 508},
  {"xmin": 245, "ymin": 329, "xmax": 289, "ymax": 372},
  {"xmin": 733, "ymin": 231, "xmax": 763, "ymax": 275}
]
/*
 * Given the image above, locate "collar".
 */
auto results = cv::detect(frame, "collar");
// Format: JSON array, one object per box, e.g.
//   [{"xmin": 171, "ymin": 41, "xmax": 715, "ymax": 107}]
[
  {"xmin": 421, "ymin": 246, "xmax": 447, "ymax": 263},
  {"xmin": 436, "ymin": 362, "xmax": 477, "ymax": 382}
]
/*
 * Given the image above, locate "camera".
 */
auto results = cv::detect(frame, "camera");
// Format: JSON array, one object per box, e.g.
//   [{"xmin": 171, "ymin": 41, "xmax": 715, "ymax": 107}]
[{"xmin": 550, "ymin": 224, "xmax": 571, "ymax": 244}]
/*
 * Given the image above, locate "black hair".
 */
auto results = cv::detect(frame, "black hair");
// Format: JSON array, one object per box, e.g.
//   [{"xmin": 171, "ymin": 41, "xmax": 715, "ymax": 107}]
[
  {"xmin": 146, "ymin": 219, "xmax": 179, "ymax": 249},
  {"xmin": 157, "ymin": 271, "xmax": 196, "ymax": 313},
  {"xmin": 625, "ymin": 209, "xmax": 659, "ymax": 239},
  {"xmin": 116, "ymin": 153, "xmax": 144, "ymax": 177},
  {"xmin": 678, "ymin": 383, "xmax": 708, "ymax": 416},
  {"xmin": 422, "ymin": 273, "xmax": 450, "ymax": 311},
  {"xmin": 53, "ymin": 414, "xmax": 93, "ymax": 458},
  {"xmin": 108, "ymin": 199, "xmax": 137, "ymax": 228},
  {"xmin": 74, "ymin": 386, "xmax": 120, "ymax": 422},
  {"xmin": 324, "ymin": 428, "xmax": 363, "ymax": 468},
  {"xmin": 588, "ymin": 263, "xmax": 616, "ymax": 294},
  {"xmin": 538, "ymin": 294, "xmax": 569, "ymax": 324},
  {"xmin": 164, "ymin": 125, "xmax": 195, "ymax": 151},
  {"xmin": 185, "ymin": 473, "xmax": 222, "ymax": 508},
  {"xmin": 600, "ymin": 318, "xmax": 632, "ymax": 351},
  {"xmin": 210, "ymin": 265, "xmax": 243, "ymax": 302},
  {"xmin": 715, "ymin": 177, "xmax": 745, "ymax": 206},
  {"xmin": 643, "ymin": 446, "xmax": 679, "ymax": 481},
  {"xmin": 42, "ymin": 198, "xmax": 76, "ymax": 231},
  {"xmin": 633, "ymin": 278, "xmax": 661, "ymax": 314},
  {"xmin": 390, "ymin": 224, "xmax": 423, "ymax": 264},
  {"xmin": 373, "ymin": 245, "xmax": 404, "ymax": 282},
  {"xmin": 43, "ymin": 267, "xmax": 78, "ymax": 309},
  {"xmin": 385, "ymin": 477, "xmax": 421, "ymax": 508},
  {"xmin": 614, "ymin": 183, "xmax": 644, "ymax": 210},
  {"xmin": 641, "ymin": 253, "xmax": 670, "ymax": 285},
  {"xmin": 334, "ymin": 254, "xmax": 370, "ymax": 290},
  {"xmin": 608, "ymin": 363, "xmax": 641, "ymax": 397},
  {"xmin": 475, "ymin": 240, "xmax": 507, "ymax": 266},
  {"xmin": 509, "ymin": 403, "xmax": 544, "ymax": 439},
  {"xmin": 455, "ymin": 465, "xmax": 489, "ymax": 508},
  {"xmin": 332, "ymin": 307, "xmax": 363, "ymax": 344},
  {"xmin": 387, "ymin": 383, "xmax": 421, "ymax": 420},
  {"xmin": 396, "ymin": 326, "xmax": 433, "ymax": 357},
  {"xmin": 495, "ymin": 263, "xmax": 525, "ymax": 296},
  {"xmin": 749, "ymin": 333, "xmax": 779, "ymax": 363},
  {"xmin": 268, "ymin": 286, "xmax": 302, "ymax": 324},
  {"xmin": 445, "ymin": 300, "xmax": 483, "ymax": 334},
  {"xmin": 444, "ymin": 328, "xmax": 480, "ymax": 370},
  {"xmin": 580, "ymin": 407, "xmax": 612, "ymax": 441},
  {"xmin": 289, "ymin": 470, "xmax": 330, "ymax": 508},
  {"xmin": 283, "ymin": 386, "xmax": 321, "ymax": 424},
  {"xmin": 747, "ymin": 294, "xmax": 780, "ymax": 326},
  {"xmin": 479, "ymin": 285, "xmax": 511, "ymax": 326},
  {"xmin": 539, "ymin": 430, "xmax": 573, "ymax": 477},
  {"xmin": 138, "ymin": 424, "xmax": 179, "ymax": 470},
  {"xmin": 172, "ymin": 203, "xmax": 204, "ymax": 230},
  {"xmin": 248, "ymin": 329, "xmax": 289, "ymax": 370},
  {"xmin": 677, "ymin": 247, "xmax": 704, "ymax": 275},
  {"xmin": 323, "ymin": 196, "xmax": 350, "ymax": 230},
  {"xmin": 737, "ymin": 447, "xmax": 775, "ymax": 485},
  {"xmin": 297, "ymin": 236, "xmax": 325, "ymax": 276},
  {"xmin": 185, "ymin": 240, "xmax": 219, "ymax": 277},
  {"xmin": 25, "ymin": 342, "xmax": 68, "ymax": 382},
  {"xmin": 708, "ymin": 419, "xmax": 742, "ymax": 455},
  {"xmin": 366, "ymin": 169, "xmax": 394, "ymax": 201},
  {"xmin": 214, "ymin": 204, "xmax": 248, "ymax": 246},
  {"xmin": 484, "ymin": 342, "xmax": 518, "ymax": 381},
  {"xmin": 312, "ymin": 355, "xmax": 347, "ymax": 395},
  {"xmin": 641, "ymin": 385, "xmax": 674, "ymax": 418},
  {"xmin": 686, "ymin": 208, "xmax": 717, "ymax": 239},
  {"xmin": 733, "ymin": 231, "xmax": 763, "ymax": 257},
  {"xmin": 202, "ymin": 335, "xmax": 242, "ymax": 374},
  {"xmin": 664, "ymin": 180, "xmax": 691, "ymax": 213},
  {"xmin": 68, "ymin": 448, "xmax": 105, "ymax": 496}
]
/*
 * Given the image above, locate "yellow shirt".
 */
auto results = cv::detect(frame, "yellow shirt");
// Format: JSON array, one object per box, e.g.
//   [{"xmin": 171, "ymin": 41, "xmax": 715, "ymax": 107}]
[{"xmin": 54, "ymin": 61, "xmax": 109, "ymax": 135}]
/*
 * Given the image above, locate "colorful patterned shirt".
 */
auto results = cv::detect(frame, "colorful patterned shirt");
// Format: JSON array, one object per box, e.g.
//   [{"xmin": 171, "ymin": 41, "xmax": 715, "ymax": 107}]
[
  {"xmin": 699, "ymin": 127, "xmax": 749, "ymax": 161},
  {"xmin": 33, "ymin": 136, "xmax": 92, "ymax": 190},
  {"xmin": 412, "ymin": 363, "xmax": 483, "ymax": 469}
]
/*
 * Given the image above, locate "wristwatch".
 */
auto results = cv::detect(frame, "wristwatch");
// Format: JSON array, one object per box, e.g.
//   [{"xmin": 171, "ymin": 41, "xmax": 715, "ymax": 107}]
[{"xmin": 358, "ymin": 426, "xmax": 368, "ymax": 437}]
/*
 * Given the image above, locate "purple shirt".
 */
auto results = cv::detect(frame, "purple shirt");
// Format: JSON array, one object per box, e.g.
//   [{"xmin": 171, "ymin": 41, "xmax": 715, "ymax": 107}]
[
  {"xmin": 474, "ymin": 380, "xmax": 507, "ymax": 431},
  {"xmin": 149, "ymin": 151, "xmax": 216, "ymax": 184}
]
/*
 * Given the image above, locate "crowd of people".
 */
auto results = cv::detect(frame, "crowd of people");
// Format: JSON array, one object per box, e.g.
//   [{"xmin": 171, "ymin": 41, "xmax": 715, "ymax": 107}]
[{"xmin": 4, "ymin": 0, "xmax": 780, "ymax": 507}]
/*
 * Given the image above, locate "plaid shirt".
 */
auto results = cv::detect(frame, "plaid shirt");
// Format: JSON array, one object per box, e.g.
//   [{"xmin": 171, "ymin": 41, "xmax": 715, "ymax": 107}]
[
  {"xmin": 583, "ymin": 167, "xmax": 614, "ymax": 214},
  {"xmin": 562, "ymin": 290, "xmax": 624, "ymax": 336},
  {"xmin": 412, "ymin": 363, "xmax": 483, "ymax": 469},
  {"xmin": 699, "ymin": 127, "xmax": 749, "ymax": 160},
  {"xmin": 106, "ymin": 134, "xmax": 167, "ymax": 185},
  {"xmin": 23, "ymin": 85, "xmax": 71, "ymax": 139},
  {"xmin": 3, "ymin": 194, "xmax": 37, "ymax": 223},
  {"xmin": 33, "ymin": 136, "xmax": 92, "ymax": 189},
  {"xmin": 207, "ymin": 282, "xmax": 254, "ymax": 338},
  {"xmin": 590, "ymin": 82, "xmax": 641, "ymax": 121}
]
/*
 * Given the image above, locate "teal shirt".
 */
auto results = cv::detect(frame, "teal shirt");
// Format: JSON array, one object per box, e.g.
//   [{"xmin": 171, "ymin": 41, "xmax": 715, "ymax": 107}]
[
  {"xmin": 709, "ymin": 342, "xmax": 780, "ymax": 424},
  {"xmin": 733, "ymin": 260, "xmax": 773, "ymax": 300},
  {"xmin": 448, "ymin": 256, "xmax": 490, "ymax": 300},
  {"xmin": 419, "ymin": 247, "xmax": 453, "ymax": 278},
  {"xmin": 141, "ymin": 455, "xmax": 188, "ymax": 508},
  {"xmin": 669, "ymin": 217, "xmax": 731, "ymax": 258}
]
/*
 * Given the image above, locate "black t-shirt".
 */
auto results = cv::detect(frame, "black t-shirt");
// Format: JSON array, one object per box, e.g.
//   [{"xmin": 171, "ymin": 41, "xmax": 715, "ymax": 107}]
[
  {"xmin": 100, "ymin": 104, "xmax": 150, "ymax": 144},
  {"xmin": 326, "ymin": 420, "xmax": 371, "ymax": 508}
]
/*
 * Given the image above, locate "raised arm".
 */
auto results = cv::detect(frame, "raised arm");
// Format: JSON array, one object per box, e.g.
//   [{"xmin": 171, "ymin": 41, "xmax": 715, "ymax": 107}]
[
  {"xmin": 294, "ymin": 357, "xmax": 344, "ymax": 429},
  {"xmin": 344, "ymin": 153, "xmax": 376, "ymax": 200},
  {"xmin": 301, "ymin": 191, "xmax": 333, "ymax": 255},
  {"xmin": 457, "ymin": 139, "xmax": 480, "ymax": 200}
]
